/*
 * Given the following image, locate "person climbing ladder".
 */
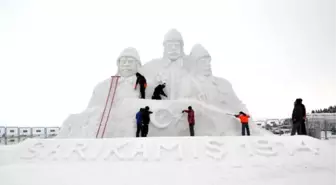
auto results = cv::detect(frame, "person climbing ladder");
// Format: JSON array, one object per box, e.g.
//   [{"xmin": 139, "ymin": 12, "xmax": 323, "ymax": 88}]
[{"xmin": 135, "ymin": 72, "xmax": 147, "ymax": 99}]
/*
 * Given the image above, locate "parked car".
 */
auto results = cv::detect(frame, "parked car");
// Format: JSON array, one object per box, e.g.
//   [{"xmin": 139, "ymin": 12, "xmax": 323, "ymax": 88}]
[{"xmin": 272, "ymin": 129, "xmax": 284, "ymax": 135}]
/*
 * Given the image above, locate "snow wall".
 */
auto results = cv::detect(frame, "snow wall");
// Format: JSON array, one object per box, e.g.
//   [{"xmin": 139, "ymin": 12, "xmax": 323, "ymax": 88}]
[{"xmin": 0, "ymin": 136, "xmax": 335, "ymax": 185}]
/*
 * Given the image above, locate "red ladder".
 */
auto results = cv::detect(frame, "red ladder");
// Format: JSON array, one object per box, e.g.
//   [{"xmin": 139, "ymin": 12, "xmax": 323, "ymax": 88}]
[{"xmin": 95, "ymin": 76, "xmax": 120, "ymax": 138}]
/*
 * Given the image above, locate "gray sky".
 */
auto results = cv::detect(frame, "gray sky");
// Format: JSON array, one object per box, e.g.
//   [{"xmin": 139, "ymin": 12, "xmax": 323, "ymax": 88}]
[{"xmin": 0, "ymin": 0, "xmax": 335, "ymax": 127}]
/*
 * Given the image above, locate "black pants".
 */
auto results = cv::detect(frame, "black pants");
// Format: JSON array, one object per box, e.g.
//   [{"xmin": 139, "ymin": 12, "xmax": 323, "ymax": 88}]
[
  {"xmin": 140, "ymin": 85, "xmax": 145, "ymax": 99},
  {"xmin": 242, "ymin": 124, "xmax": 250, "ymax": 136},
  {"xmin": 141, "ymin": 124, "xmax": 149, "ymax": 137},
  {"xmin": 291, "ymin": 121, "xmax": 301, "ymax": 135},
  {"xmin": 136, "ymin": 124, "xmax": 142, "ymax": 137},
  {"xmin": 189, "ymin": 124, "xmax": 195, "ymax": 136},
  {"xmin": 152, "ymin": 94, "xmax": 161, "ymax": 100},
  {"xmin": 299, "ymin": 120, "xmax": 307, "ymax": 135}
]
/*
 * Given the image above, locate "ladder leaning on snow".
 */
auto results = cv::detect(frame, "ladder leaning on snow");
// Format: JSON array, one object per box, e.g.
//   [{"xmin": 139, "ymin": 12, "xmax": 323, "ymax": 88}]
[{"xmin": 95, "ymin": 76, "xmax": 120, "ymax": 138}]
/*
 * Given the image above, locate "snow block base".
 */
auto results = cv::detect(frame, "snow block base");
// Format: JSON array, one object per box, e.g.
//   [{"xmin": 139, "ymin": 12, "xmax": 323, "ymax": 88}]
[{"xmin": 0, "ymin": 136, "xmax": 335, "ymax": 185}]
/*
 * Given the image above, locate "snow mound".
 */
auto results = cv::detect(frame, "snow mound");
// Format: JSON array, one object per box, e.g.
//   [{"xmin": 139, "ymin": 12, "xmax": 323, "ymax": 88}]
[{"xmin": 0, "ymin": 136, "xmax": 335, "ymax": 185}]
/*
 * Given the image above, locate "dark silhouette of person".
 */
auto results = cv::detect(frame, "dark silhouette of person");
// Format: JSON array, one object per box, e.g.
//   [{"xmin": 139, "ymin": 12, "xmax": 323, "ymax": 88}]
[
  {"xmin": 291, "ymin": 99, "xmax": 305, "ymax": 135},
  {"xmin": 141, "ymin": 106, "xmax": 153, "ymax": 137},
  {"xmin": 152, "ymin": 83, "xmax": 167, "ymax": 100},
  {"xmin": 134, "ymin": 72, "xmax": 147, "ymax": 99}
]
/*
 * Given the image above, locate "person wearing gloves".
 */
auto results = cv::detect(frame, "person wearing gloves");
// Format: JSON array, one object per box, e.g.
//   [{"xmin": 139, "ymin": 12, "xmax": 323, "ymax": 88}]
[
  {"xmin": 234, "ymin": 111, "xmax": 251, "ymax": 136},
  {"xmin": 134, "ymin": 72, "xmax": 147, "ymax": 99},
  {"xmin": 182, "ymin": 106, "xmax": 195, "ymax": 136}
]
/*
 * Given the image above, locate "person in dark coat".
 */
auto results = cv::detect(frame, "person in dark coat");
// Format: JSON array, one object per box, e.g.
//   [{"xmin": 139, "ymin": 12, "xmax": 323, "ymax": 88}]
[
  {"xmin": 141, "ymin": 106, "xmax": 153, "ymax": 137},
  {"xmin": 135, "ymin": 108, "xmax": 144, "ymax": 137},
  {"xmin": 234, "ymin": 111, "xmax": 251, "ymax": 136},
  {"xmin": 152, "ymin": 83, "xmax": 168, "ymax": 100},
  {"xmin": 295, "ymin": 98, "xmax": 307, "ymax": 135},
  {"xmin": 291, "ymin": 99, "xmax": 305, "ymax": 135},
  {"xmin": 134, "ymin": 72, "xmax": 147, "ymax": 99},
  {"xmin": 182, "ymin": 106, "xmax": 195, "ymax": 136}
]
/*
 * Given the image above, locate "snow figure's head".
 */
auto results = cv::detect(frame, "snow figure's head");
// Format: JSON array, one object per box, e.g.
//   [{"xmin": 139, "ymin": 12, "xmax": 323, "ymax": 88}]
[
  {"xmin": 163, "ymin": 29, "xmax": 185, "ymax": 61},
  {"xmin": 117, "ymin": 47, "xmax": 141, "ymax": 77},
  {"xmin": 190, "ymin": 44, "xmax": 212, "ymax": 76}
]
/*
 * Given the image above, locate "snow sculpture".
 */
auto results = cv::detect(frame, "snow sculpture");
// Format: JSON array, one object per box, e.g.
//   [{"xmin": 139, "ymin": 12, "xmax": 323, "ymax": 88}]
[
  {"xmin": 139, "ymin": 29, "xmax": 193, "ymax": 99},
  {"xmin": 163, "ymin": 29, "xmax": 185, "ymax": 63},
  {"xmin": 117, "ymin": 47, "xmax": 141, "ymax": 78},
  {"xmin": 87, "ymin": 47, "xmax": 141, "ymax": 108},
  {"xmin": 189, "ymin": 44, "xmax": 212, "ymax": 76},
  {"xmin": 57, "ymin": 29, "xmax": 270, "ymax": 138}
]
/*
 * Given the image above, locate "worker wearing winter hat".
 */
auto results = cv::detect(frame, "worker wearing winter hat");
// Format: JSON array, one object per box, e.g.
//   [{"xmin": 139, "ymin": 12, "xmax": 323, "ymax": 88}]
[
  {"xmin": 189, "ymin": 44, "xmax": 212, "ymax": 77},
  {"xmin": 117, "ymin": 47, "xmax": 142, "ymax": 78}
]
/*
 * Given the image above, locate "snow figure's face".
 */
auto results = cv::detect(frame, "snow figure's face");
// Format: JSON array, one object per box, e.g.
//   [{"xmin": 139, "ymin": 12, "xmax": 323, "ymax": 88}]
[
  {"xmin": 164, "ymin": 41, "xmax": 182, "ymax": 61},
  {"xmin": 118, "ymin": 56, "xmax": 138, "ymax": 77},
  {"xmin": 197, "ymin": 56, "xmax": 212, "ymax": 76}
]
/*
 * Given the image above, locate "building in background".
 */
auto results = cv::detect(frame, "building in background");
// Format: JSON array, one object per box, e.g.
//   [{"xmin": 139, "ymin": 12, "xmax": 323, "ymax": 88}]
[{"xmin": 0, "ymin": 126, "xmax": 60, "ymax": 145}]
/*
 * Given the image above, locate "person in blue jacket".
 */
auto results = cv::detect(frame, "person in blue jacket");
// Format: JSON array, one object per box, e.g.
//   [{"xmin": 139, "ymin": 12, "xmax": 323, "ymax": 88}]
[{"xmin": 135, "ymin": 108, "xmax": 144, "ymax": 137}]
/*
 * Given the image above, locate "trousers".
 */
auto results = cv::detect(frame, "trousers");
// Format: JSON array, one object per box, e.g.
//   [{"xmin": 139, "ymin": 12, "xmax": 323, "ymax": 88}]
[
  {"xmin": 141, "ymin": 124, "xmax": 149, "ymax": 137},
  {"xmin": 242, "ymin": 124, "xmax": 250, "ymax": 136}
]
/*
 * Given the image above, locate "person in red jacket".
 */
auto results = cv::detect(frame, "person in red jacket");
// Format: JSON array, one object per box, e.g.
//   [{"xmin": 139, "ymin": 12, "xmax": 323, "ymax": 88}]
[
  {"xmin": 182, "ymin": 106, "xmax": 195, "ymax": 136},
  {"xmin": 234, "ymin": 111, "xmax": 251, "ymax": 136}
]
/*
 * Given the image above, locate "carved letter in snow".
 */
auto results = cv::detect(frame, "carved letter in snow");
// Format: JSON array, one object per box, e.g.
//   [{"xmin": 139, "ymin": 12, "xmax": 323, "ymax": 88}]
[
  {"xmin": 205, "ymin": 140, "xmax": 226, "ymax": 160},
  {"xmin": 65, "ymin": 143, "xmax": 87, "ymax": 160},
  {"xmin": 254, "ymin": 139, "xmax": 278, "ymax": 157},
  {"xmin": 156, "ymin": 143, "xmax": 183, "ymax": 161},
  {"xmin": 103, "ymin": 142, "xmax": 128, "ymax": 161},
  {"xmin": 290, "ymin": 140, "xmax": 319, "ymax": 156},
  {"xmin": 130, "ymin": 142, "xmax": 148, "ymax": 161},
  {"xmin": 20, "ymin": 142, "xmax": 45, "ymax": 160},
  {"xmin": 47, "ymin": 144, "xmax": 61, "ymax": 161}
]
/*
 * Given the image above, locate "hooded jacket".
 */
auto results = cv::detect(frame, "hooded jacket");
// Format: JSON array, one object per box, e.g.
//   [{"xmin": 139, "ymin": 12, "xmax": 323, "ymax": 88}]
[{"xmin": 292, "ymin": 99, "xmax": 305, "ymax": 123}]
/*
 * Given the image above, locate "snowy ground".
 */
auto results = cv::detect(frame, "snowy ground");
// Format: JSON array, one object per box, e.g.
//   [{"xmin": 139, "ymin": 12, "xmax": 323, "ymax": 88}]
[{"xmin": 0, "ymin": 136, "xmax": 335, "ymax": 185}]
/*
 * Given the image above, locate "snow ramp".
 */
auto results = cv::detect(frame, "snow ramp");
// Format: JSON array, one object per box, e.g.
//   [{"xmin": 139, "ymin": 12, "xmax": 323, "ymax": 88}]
[{"xmin": 0, "ymin": 136, "xmax": 335, "ymax": 185}]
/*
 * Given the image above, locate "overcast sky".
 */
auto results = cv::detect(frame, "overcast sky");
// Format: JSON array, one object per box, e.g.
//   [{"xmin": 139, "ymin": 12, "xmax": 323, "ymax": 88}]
[{"xmin": 0, "ymin": 0, "xmax": 335, "ymax": 127}]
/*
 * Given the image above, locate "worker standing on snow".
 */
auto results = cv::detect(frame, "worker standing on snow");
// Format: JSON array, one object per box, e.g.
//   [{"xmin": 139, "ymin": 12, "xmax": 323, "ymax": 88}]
[
  {"xmin": 135, "ymin": 72, "xmax": 147, "ymax": 99},
  {"xmin": 182, "ymin": 106, "xmax": 195, "ymax": 136},
  {"xmin": 152, "ymin": 83, "xmax": 168, "ymax": 100},
  {"xmin": 296, "ymin": 98, "xmax": 307, "ymax": 135},
  {"xmin": 291, "ymin": 99, "xmax": 305, "ymax": 136},
  {"xmin": 141, "ymin": 106, "xmax": 153, "ymax": 137},
  {"xmin": 135, "ymin": 108, "xmax": 144, "ymax": 137},
  {"xmin": 234, "ymin": 111, "xmax": 251, "ymax": 136}
]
